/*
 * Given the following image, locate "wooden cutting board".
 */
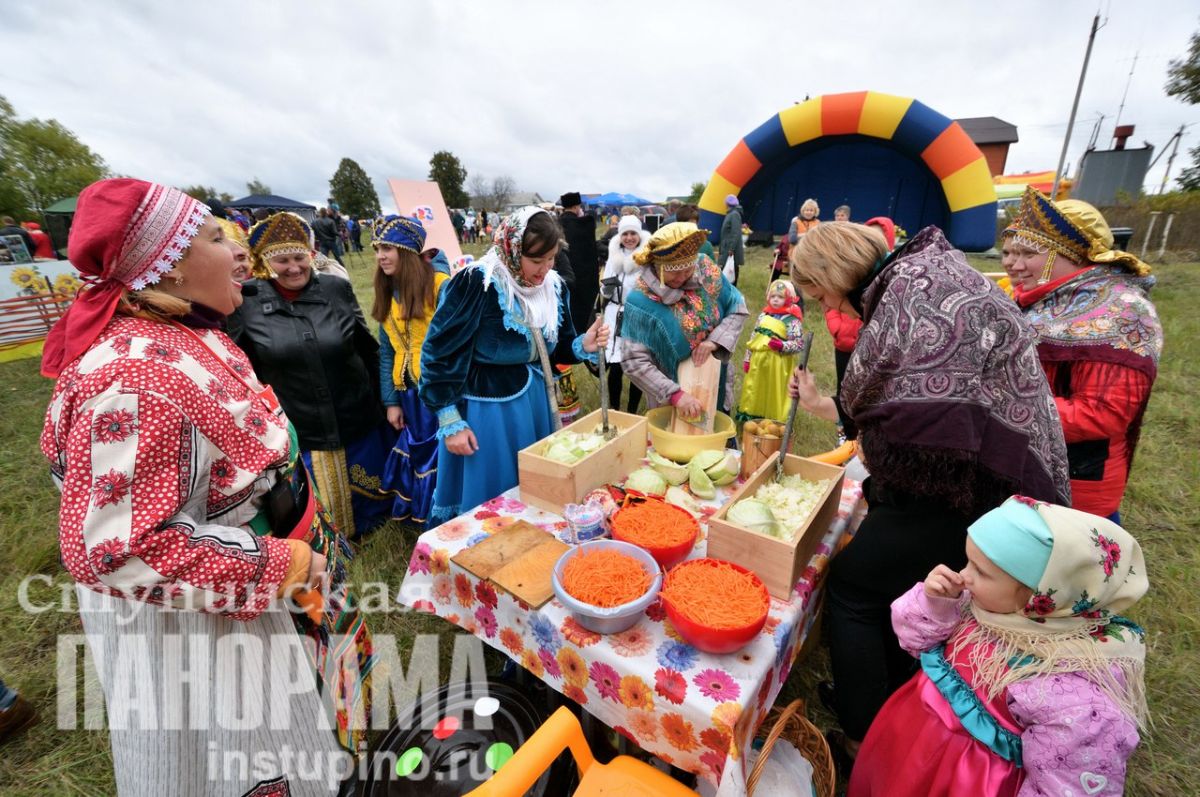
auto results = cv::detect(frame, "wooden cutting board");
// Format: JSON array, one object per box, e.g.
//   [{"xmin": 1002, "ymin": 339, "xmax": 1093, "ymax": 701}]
[
  {"xmin": 671, "ymin": 355, "xmax": 721, "ymax": 435},
  {"xmin": 451, "ymin": 520, "xmax": 568, "ymax": 608}
]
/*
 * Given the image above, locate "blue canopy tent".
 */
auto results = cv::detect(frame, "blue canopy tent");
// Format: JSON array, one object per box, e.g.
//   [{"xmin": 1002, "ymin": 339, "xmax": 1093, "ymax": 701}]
[{"xmin": 228, "ymin": 194, "xmax": 318, "ymax": 222}]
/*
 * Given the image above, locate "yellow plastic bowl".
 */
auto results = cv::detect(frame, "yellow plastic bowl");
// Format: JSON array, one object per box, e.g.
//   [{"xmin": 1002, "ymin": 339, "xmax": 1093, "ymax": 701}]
[{"xmin": 645, "ymin": 406, "xmax": 735, "ymax": 463}]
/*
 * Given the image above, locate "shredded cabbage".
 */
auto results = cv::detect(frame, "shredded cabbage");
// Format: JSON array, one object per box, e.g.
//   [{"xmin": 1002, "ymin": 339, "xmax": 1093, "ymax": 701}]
[
  {"xmin": 749, "ymin": 476, "xmax": 832, "ymax": 539},
  {"xmin": 541, "ymin": 431, "xmax": 607, "ymax": 464}
]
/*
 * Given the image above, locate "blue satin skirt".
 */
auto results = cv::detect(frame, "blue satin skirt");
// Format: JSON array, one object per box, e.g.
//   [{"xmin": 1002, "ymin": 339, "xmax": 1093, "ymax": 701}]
[
  {"xmin": 429, "ymin": 376, "xmax": 554, "ymax": 526},
  {"xmin": 381, "ymin": 386, "xmax": 440, "ymax": 525}
]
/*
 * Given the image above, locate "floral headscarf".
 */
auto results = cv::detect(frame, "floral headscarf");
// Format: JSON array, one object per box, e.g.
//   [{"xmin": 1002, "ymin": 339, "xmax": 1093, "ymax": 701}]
[
  {"xmin": 485, "ymin": 205, "xmax": 549, "ymax": 284},
  {"xmin": 955, "ymin": 496, "xmax": 1149, "ymax": 727},
  {"xmin": 474, "ymin": 206, "xmax": 563, "ymax": 337},
  {"xmin": 765, "ymin": 279, "xmax": 802, "ymax": 318}
]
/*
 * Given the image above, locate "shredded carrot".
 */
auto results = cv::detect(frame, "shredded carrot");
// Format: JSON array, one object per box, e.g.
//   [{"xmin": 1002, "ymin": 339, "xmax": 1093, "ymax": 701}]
[
  {"xmin": 611, "ymin": 500, "xmax": 697, "ymax": 549},
  {"xmin": 561, "ymin": 548, "xmax": 652, "ymax": 608},
  {"xmin": 661, "ymin": 560, "xmax": 768, "ymax": 629}
]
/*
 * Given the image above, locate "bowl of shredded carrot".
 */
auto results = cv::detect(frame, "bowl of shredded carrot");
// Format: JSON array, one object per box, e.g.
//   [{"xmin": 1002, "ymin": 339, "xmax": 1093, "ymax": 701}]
[
  {"xmin": 552, "ymin": 540, "xmax": 663, "ymax": 634},
  {"xmin": 610, "ymin": 498, "xmax": 700, "ymax": 569},
  {"xmin": 660, "ymin": 558, "xmax": 770, "ymax": 653}
]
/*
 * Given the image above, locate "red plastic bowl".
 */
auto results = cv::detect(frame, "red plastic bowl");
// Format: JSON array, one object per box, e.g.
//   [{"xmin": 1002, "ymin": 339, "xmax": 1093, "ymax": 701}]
[
  {"xmin": 610, "ymin": 499, "xmax": 699, "ymax": 570},
  {"xmin": 660, "ymin": 559, "xmax": 769, "ymax": 654}
]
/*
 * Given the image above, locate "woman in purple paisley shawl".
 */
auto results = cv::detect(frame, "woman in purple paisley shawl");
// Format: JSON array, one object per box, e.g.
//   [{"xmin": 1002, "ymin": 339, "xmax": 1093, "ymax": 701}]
[{"xmin": 785, "ymin": 221, "xmax": 1071, "ymax": 763}]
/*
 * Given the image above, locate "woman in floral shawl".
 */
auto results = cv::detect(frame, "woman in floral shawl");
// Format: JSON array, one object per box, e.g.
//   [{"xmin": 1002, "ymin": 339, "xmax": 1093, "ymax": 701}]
[
  {"xmin": 418, "ymin": 207, "xmax": 608, "ymax": 525},
  {"xmin": 619, "ymin": 222, "xmax": 748, "ymax": 420},
  {"xmin": 786, "ymin": 221, "xmax": 1070, "ymax": 762},
  {"xmin": 1002, "ymin": 188, "xmax": 1163, "ymax": 524}
]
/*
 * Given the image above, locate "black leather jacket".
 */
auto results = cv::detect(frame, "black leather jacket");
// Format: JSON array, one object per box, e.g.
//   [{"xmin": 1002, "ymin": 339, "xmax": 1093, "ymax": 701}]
[{"xmin": 227, "ymin": 275, "xmax": 381, "ymax": 450}]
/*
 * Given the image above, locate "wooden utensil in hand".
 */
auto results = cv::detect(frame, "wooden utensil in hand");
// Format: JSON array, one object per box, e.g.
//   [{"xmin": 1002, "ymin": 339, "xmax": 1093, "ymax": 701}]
[{"xmin": 776, "ymin": 331, "xmax": 815, "ymax": 483}]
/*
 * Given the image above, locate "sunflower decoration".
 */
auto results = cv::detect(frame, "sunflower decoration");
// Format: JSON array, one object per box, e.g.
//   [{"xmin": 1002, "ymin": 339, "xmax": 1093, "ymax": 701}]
[
  {"xmin": 53, "ymin": 272, "xmax": 83, "ymax": 296},
  {"xmin": 10, "ymin": 266, "xmax": 42, "ymax": 294}
]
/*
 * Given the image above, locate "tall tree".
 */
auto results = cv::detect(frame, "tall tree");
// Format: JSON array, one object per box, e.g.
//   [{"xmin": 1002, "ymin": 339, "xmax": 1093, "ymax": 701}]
[
  {"xmin": 490, "ymin": 175, "xmax": 515, "ymax": 210},
  {"xmin": 329, "ymin": 158, "xmax": 381, "ymax": 218},
  {"xmin": 428, "ymin": 151, "xmax": 469, "ymax": 208},
  {"xmin": 686, "ymin": 181, "xmax": 706, "ymax": 204},
  {"xmin": 245, "ymin": 177, "xmax": 272, "ymax": 196},
  {"xmin": 468, "ymin": 174, "xmax": 488, "ymax": 208},
  {"xmin": 0, "ymin": 95, "xmax": 107, "ymax": 216},
  {"xmin": 1166, "ymin": 24, "xmax": 1200, "ymax": 189}
]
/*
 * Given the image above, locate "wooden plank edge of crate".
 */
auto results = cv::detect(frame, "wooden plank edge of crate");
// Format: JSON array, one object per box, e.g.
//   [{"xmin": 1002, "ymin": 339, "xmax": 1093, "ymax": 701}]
[{"xmin": 707, "ymin": 451, "xmax": 846, "ymax": 598}]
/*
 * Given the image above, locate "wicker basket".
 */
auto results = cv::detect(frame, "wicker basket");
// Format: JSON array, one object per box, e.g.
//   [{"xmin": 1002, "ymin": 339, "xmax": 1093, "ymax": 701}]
[{"xmin": 746, "ymin": 699, "xmax": 835, "ymax": 797}]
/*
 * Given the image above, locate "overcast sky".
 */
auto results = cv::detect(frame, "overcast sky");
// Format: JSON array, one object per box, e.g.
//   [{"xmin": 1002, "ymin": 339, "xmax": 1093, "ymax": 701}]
[{"xmin": 3, "ymin": 0, "xmax": 1198, "ymax": 212}]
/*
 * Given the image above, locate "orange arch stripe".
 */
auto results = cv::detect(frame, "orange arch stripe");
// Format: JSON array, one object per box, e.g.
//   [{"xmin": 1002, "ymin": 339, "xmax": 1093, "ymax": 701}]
[
  {"xmin": 715, "ymin": 140, "xmax": 762, "ymax": 189},
  {"xmin": 820, "ymin": 91, "xmax": 868, "ymax": 135},
  {"xmin": 921, "ymin": 123, "xmax": 979, "ymax": 181}
]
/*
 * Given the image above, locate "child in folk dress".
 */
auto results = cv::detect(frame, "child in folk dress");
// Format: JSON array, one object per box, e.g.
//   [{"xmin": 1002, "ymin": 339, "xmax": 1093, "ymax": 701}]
[
  {"xmin": 736, "ymin": 279, "xmax": 806, "ymax": 423},
  {"xmin": 850, "ymin": 496, "xmax": 1147, "ymax": 797}
]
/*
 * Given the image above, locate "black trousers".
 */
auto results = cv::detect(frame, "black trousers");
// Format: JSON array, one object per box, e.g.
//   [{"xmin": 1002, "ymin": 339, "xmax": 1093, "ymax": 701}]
[
  {"xmin": 606, "ymin": 361, "xmax": 643, "ymax": 414},
  {"xmin": 826, "ymin": 478, "xmax": 973, "ymax": 740}
]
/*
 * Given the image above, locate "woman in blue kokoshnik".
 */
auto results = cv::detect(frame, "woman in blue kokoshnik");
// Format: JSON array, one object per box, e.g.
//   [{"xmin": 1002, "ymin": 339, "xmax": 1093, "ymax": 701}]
[{"xmin": 418, "ymin": 207, "xmax": 609, "ymax": 524}]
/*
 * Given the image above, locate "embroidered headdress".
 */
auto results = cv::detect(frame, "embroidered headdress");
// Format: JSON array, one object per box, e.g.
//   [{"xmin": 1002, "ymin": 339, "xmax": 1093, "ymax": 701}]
[
  {"xmin": 632, "ymin": 222, "xmax": 710, "ymax": 273},
  {"xmin": 1003, "ymin": 187, "xmax": 1151, "ymax": 278},
  {"xmin": 215, "ymin": 217, "xmax": 249, "ymax": 253},
  {"xmin": 373, "ymin": 214, "xmax": 427, "ymax": 255},
  {"xmin": 41, "ymin": 178, "xmax": 210, "ymax": 377},
  {"xmin": 248, "ymin": 212, "xmax": 313, "ymax": 277}
]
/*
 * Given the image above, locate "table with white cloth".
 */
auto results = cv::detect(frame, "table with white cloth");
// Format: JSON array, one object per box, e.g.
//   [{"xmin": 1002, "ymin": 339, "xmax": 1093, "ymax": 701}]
[{"xmin": 398, "ymin": 460, "xmax": 864, "ymax": 795}]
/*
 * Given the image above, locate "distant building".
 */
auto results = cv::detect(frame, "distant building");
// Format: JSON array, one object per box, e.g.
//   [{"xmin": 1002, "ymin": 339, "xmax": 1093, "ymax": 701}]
[
  {"xmin": 956, "ymin": 117, "xmax": 1019, "ymax": 176},
  {"xmin": 1073, "ymin": 127, "xmax": 1153, "ymax": 206},
  {"xmin": 466, "ymin": 191, "xmax": 545, "ymax": 213}
]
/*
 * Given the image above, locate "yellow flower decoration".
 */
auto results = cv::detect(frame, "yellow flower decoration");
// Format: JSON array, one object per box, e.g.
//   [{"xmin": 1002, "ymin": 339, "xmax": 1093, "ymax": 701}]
[
  {"xmin": 10, "ymin": 267, "xmax": 40, "ymax": 289},
  {"xmin": 53, "ymin": 273, "xmax": 83, "ymax": 296}
]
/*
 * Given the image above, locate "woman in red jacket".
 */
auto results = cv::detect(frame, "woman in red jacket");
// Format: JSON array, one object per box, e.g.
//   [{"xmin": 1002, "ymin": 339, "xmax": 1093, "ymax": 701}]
[{"xmin": 1002, "ymin": 188, "xmax": 1162, "ymax": 523}]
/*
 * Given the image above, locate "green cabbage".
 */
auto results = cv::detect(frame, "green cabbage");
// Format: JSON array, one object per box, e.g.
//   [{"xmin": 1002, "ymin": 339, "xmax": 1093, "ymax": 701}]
[
  {"xmin": 625, "ymin": 467, "xmax": 668, "ymax": 496},
  {"xmin": 728, "ymin": 498, "xmax": 782, "ymax": 538}
]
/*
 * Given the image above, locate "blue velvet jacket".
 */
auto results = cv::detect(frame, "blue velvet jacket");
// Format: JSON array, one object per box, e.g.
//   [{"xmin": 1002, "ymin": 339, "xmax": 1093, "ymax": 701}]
[{"xmin": 418, "ymin": 267, "xmax": 594, "ymax": 437}]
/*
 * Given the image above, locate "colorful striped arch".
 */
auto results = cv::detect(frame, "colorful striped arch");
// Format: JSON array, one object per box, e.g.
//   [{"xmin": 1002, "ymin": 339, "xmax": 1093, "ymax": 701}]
[{"xmin": 698, "ymin": 91, "xmax": 998, "ymax": 251}]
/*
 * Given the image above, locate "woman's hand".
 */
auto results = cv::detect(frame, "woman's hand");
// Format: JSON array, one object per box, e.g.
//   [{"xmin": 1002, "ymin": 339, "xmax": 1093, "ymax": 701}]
[
  {"xmin": 692, "ymin": 340, "xmax": 718, "ymax": 366},
  {"xmin": 675, "ymin": 393, "xmax": 704, "ymax": 421},
  {"xmin": 788, "ymin": 367, "xmax": 820, "ymax": 407},
  {"xmin": 386, "ymin": 405, "xmax": 405, "ymax": 431},
  {"xmin": 583, "ymin": 318, "xmax": 611, "ymax": 353},
  {"xmin": 924, "ymin": 565, "xmax": 965, "ymax": 600},
  {"xmin": 307, "ymin": 552, "xmax": 328, "ymax": 591},
  {"xmin": 446, "ymin": 428, "xmax": 479, "ymax": 456}
]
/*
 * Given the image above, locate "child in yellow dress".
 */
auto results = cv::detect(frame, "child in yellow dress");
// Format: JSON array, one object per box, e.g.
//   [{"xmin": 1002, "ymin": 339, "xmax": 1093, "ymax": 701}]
[{"xmin": 736, "ymin": 279, "xmax": 806, "ymax": 423}]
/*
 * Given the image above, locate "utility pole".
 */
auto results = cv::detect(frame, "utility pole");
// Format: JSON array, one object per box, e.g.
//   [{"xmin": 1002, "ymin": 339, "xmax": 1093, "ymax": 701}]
[
  {"xmin": 1113, "ymin": 52, "xmax": 1137, "ymax": 136},
  {"xmin": 1053, "ymin": 12, "xmax": 1102, "ymax": 199},
  {"xmin": 1159, "ymin": 125, "xmax": 1185, "ymax": 194}
]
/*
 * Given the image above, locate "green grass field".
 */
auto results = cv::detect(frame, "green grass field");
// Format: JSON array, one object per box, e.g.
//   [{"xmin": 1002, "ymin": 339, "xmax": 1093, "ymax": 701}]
[{"xmin": 0, "ymin": 241, "xmax": 1195, "ymax": 795}]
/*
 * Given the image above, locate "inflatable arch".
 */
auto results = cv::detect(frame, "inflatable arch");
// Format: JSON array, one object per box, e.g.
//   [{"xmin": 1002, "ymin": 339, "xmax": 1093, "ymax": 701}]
[{"xmin": 698, "ymin": 92, "xmax": 998, "ymax": 252}]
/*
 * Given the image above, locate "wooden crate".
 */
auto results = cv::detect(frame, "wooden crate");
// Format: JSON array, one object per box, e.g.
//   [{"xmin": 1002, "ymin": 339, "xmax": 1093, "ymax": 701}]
[
  {"xmin": 517, "ymin": 410, "xmax": 648, "ymax": 516},
  {"xmin": 707, "ymin": 451, "xmax": 845, "ymax": 599}
]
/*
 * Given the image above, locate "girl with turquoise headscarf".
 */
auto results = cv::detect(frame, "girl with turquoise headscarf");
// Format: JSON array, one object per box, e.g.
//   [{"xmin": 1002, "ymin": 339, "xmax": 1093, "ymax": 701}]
[{"xmin": 851, "ymin": 497, "xmax": 1148, "ymax": 797}]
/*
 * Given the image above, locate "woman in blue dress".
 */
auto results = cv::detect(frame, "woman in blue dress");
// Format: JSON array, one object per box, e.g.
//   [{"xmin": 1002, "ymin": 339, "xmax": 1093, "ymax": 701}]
[
  {"xmin": 372, "ymin": 214, "xmax": 449, "ymax": 526},
  {"xmin": 419, "ymin": 207, "xmax": 609, "ymax": 525}
]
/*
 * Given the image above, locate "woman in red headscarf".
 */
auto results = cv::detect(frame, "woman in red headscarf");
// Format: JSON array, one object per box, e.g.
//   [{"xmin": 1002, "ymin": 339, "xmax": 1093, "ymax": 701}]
[{"xmin": 41, "ymin": 179, "xmax": 371, "ymax": 796}]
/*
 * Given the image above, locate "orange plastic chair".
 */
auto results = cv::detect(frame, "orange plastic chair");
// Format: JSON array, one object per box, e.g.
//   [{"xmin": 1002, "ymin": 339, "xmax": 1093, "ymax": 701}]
[{"xmin": 464, "ymin": 706, "xmax": 699, "ymax": 796}]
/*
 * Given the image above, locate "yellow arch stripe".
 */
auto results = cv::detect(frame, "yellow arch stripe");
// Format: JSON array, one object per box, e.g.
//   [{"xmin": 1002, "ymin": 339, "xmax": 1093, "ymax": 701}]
[
  {"xmin": 941, "ymin": 158, "xmax": 996, "ymax": 211},
  {"xmin": 699, "ymin": 173, "xmax": 741, "ymax": 214},
  {"xmin": 858, "ymin": 92, "xmax": 913, "ymax": 140},
  {"xmin": 778, "ymin": 97, "xmax": 823, "ymax": 146}
]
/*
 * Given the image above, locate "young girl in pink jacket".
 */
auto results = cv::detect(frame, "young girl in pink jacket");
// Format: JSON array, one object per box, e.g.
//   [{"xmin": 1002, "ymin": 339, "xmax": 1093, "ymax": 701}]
[{"xmin": 850, "ymin": 496, "xmax": 1147, "ymax": 797}]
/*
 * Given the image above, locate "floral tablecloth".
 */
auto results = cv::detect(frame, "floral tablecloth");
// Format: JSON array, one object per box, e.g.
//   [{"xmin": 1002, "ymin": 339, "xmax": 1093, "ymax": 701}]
[{"xmin": 398, "ymin": 467, "xmax": 864, "ymax": 795}]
